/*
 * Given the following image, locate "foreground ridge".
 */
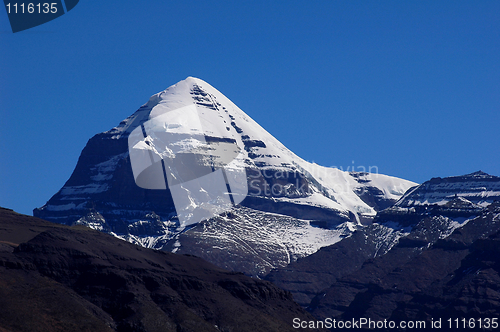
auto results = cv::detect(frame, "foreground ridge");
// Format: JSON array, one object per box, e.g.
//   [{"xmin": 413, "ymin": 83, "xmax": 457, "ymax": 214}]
[{"xmin": 0, "ymin": 208, "xmax": 323, "ymax": 332}]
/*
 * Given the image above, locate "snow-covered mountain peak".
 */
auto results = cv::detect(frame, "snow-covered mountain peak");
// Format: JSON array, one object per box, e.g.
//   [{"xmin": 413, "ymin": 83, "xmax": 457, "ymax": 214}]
[
  {"xmin": 100, "ymin": 77, "xmax": 418, "ymax": 223},
  {"xmin": 38, "ymin": 77, "xmax": 417, "ymax": 223},
  {"xmin": 35, "ymin": 77, "xmax": 417, "ymax": 275},
  {"xmin": 106, "ymin": 77, "xmax": 209, "ymax": 138}
]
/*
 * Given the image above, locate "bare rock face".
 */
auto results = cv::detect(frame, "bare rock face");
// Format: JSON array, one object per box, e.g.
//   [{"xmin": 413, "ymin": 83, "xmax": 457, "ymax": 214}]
[
  {"xmin": 265, "ymin": 223, "xmax": 408, "ymax": 307},
  {"xmin": 308, "ymin": 205, "xmax": 500, "ymax": 323},
  {"xmin": 0, "ymin": 208, "xmax": 324, "ymax": 332},
  {"xmin": 33, "ymin": 77, "xmax": 415, "ymax": 277}
]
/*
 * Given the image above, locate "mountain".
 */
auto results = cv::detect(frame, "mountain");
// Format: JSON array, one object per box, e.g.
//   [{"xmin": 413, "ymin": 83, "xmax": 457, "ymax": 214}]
[
  {"xmin": 33, "ymin": 77, "xmax": 416, "ymax": 276},
  {"xmin": 265, "ymin": 172, "xmax": 500, "ymax": 323},
  {"xmin": 0, "ymin": 207, "xmax": 325, "ymax": 332}
]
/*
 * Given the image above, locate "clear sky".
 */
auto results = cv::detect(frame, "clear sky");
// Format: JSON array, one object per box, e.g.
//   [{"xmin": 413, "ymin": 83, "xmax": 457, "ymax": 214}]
[{"xmin": 1, "ymin": 1, "xmax": 499, "ymax": 215}]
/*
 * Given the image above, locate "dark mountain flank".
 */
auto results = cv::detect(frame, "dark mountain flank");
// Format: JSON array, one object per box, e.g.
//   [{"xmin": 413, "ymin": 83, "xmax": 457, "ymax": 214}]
[
  {"xmin": 309, "ymin": 203, "xmax": 500, "ymax": 322},
  {"xmin": 265, "ymin": 173, "xmax": 500, "ymax": 328},
  {"xmin": 0, "ymin": 207, "xmax": 323, "ymax": 332}
]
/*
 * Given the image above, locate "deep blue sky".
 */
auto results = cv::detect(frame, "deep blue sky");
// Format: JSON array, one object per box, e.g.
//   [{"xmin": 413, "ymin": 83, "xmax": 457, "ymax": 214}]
[{"xmin": 1, "ymin": 1, "xmax": 499, "ymax": 215}]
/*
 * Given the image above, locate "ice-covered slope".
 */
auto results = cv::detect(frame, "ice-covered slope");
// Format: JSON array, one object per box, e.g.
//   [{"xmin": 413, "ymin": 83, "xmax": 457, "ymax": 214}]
[{"xmin": 34, "ymin": 77, "xmax": 416, "ymax": 276}]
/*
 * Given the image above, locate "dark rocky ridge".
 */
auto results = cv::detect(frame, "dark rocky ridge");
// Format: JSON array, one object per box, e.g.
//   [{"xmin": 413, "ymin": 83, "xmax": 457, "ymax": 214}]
[
  {"xmin": 265, "ymin": 172, "xmax": 500, "ymax": 324},
  {"xmin": 309, "ymin": 203, "xmax": 500, "ymax": 326},
  {"xmin": 390, "ymin": 171, "xmax": 500, "ymax": 208},
  {"xmin": 33, "ymin": 132, "xmax": 177, "ymax": 234},
  {"xmin": 265, "ymin": 223, "xmax": 407, "ymax": 307},
  {"xmin": 0, "ymin": 207, "xmax": 324, "ymax": 332}
]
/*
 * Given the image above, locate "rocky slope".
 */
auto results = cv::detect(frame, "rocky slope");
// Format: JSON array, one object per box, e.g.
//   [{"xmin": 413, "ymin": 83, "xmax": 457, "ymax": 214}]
[
  {"xmin": 0, "ymin": 207, "xmax": 323, "ymax": 332},
  {"xmin": 309, "ymin": 202, "xmax": 500, "ymax": 325},
  {"xmin": 265, "ymin": 172, "xmax": 500, "ymax": 321},
  {"xmin": 33, "ymin": 77, "xmax": 415, "ymax": 276}
]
